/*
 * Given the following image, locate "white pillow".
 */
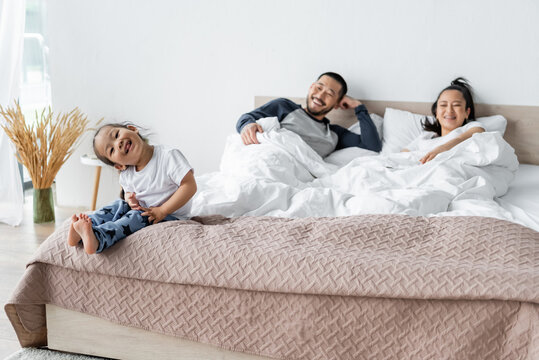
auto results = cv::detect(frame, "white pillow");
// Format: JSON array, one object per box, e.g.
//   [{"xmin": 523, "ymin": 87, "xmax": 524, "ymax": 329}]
[
  {"xmin": 476, "ymin": 115, "xmax": 507, "ymax": 134},
  {"xmin": 381, "ymin": 108, "xmax": 433, "ymax": 154},
  {"xmin": 381, "ymin": 108, "xmax": 507, "ymax": 154},
  {"xmin": 347, "ymin": 113, "xmax": 384, "ymax": 140}
]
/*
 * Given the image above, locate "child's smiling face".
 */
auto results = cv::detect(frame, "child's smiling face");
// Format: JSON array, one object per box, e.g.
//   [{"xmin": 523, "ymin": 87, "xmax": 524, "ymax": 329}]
[{"xmin": 94, "ymin": 125, "xmax": 146, "ymax": 170}]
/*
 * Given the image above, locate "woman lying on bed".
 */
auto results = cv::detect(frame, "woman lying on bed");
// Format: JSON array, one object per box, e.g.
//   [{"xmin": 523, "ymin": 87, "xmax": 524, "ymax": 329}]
[{"xmin": 402, "ymin": 77, "xmax": 485, "ymax": 163}]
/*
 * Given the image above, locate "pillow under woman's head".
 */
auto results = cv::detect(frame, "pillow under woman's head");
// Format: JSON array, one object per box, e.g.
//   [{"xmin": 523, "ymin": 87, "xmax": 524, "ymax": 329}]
[{"xmin": 381, "ymin": 108, "xmax": 507, "ymax": 154}]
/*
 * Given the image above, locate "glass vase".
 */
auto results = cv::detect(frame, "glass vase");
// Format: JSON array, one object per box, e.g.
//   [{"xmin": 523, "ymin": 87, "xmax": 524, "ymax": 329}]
[{"xmin": 33, "ymin": 187, "xmax": 55, "ymax": 223}]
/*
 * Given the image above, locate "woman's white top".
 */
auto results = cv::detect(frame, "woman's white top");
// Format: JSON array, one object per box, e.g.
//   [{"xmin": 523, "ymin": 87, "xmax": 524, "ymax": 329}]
[{"xmin": 405, "ymin": 121, "xmax": 485, "ymax": 154}]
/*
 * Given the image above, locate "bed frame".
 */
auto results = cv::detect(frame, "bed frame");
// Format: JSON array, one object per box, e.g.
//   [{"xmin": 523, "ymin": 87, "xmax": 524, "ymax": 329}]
[
  {"xmin": 43, "ymin": 98, "xmax": 539, "ymax": 359},
  {"xmin": 46, "ymin": 305, "xmax": 269, "ymax": 359},
  {"xmin": 255, "ymin": 96, "xmax": 539, "ymax": 165}
]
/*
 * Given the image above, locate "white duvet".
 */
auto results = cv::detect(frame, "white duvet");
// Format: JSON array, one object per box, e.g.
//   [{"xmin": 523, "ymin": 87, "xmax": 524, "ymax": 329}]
[{"xmin": 192, "ymin": 117, "xmax": 520, "ymax": 224}]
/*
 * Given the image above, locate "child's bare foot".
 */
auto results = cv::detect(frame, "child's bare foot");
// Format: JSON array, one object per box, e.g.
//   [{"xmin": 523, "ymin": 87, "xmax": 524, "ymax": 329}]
[
  {"xmin": 67, "ymin": 214, "xmax": 81, "ymax": 246},
  {"xmin": 73, "ymin": 216, "xmax": 99, "ymax": 255}
]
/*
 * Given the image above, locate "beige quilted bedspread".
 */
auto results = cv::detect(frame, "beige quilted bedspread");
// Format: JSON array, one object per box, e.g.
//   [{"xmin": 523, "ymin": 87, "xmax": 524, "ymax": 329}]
[{"xmin": 5, "ymin": 214, "xmax": 539, "ymax": 359}]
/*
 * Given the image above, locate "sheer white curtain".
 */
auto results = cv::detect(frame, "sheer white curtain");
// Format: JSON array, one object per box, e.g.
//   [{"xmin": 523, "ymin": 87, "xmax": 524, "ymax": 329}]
[{"xmin": 0, "ymin": 0, "xmax": 26, "ymax": 226}]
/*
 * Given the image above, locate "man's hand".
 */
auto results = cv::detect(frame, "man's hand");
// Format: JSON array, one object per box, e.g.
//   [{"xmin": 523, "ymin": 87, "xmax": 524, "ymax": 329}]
[
  {"xmin": 240, "ymin": 123, "xmax": 264, "ymax": 145},
  {"xmin": 125, "ymin": 192, "xmax": 141, "ymax": 210},
  {"xmin": 338, "ymin": 96, "xmax": 362, "ymax": 110},
  {"xmin": 141, "ymin": 206, "xmax": 168, "ymax": 224}
]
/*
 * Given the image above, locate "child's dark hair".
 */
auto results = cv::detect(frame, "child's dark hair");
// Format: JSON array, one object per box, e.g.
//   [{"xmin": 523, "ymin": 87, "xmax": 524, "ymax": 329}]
[
  {"xmin": 422, "ymin": 77, "xmax": 476, "ymax": 136},
  {"xmin": 93, "ymin": 123, "xmax": 148, "ymax": 167}
]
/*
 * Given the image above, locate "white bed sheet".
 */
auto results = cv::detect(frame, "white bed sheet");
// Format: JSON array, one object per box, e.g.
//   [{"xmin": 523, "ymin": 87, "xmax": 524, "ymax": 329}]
[
  {"xmin": 193, "ymin": 120, "xmax": 520, "ymax": 221},
  {"xmin": 193, "ymin": 118, "xmax": 537, "ymax": 232},
  {"xmin": 496, "ymin": 164, "xmax": 539, "ymax": 232}
]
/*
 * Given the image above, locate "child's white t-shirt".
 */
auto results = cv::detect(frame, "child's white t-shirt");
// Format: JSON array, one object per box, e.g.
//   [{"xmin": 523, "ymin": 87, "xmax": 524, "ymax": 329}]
[
  {"xmin": 119, "ymin": 145, "xmax": 193, "ymax": 219},
  {"xmin": 404, "ymin": 121, "xmax": 485, "ymax": 155}
]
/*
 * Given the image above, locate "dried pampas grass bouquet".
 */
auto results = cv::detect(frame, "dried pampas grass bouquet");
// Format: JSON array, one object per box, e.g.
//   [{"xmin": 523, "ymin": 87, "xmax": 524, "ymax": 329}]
[{"xmin": 1, "ymin": 101, "xmax": 92, "ymax": 222}]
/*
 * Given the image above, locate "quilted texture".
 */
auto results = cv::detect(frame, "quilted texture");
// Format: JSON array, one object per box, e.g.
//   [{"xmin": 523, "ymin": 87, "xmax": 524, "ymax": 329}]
[{"xmin": 5, "ymin": 214, "xmax": 539, "ymax": 359}]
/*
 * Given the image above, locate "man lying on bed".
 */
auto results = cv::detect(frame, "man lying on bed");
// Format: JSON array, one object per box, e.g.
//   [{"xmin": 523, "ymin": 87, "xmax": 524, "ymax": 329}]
[{"xmin": 235, "ymin": 72, "xmax": 382, "ymax": 157}]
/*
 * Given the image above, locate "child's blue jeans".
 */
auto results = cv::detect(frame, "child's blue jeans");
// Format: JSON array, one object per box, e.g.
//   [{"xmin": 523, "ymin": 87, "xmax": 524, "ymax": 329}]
[{"xmin": 89, "ymin": 199, "xmax": 177, "ymax": 253}]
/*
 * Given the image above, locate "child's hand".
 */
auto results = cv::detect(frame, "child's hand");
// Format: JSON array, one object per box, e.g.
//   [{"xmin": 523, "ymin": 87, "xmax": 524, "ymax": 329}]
[
  {"xmin": 125, "ymin": 192, "xmax": 141, "ymax": 210},
  {"xmin": 141, "ymin": 206, "xmax": 168, "ymax": 224}
]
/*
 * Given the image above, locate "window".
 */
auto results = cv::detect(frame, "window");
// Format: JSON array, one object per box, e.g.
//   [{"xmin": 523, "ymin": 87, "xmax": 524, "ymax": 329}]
[
  {"xmin": 20, "ymin": 0, "xmax": 50, "ymax": 190},
  {"xmin": 21, "ymin": 0, "xmax": 50, "ymax": 115}
]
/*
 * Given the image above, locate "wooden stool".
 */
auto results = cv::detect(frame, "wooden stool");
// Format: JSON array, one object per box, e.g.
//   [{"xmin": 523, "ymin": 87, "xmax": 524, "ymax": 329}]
[{"xmin": 80, "ymin": 154, "xmax": 105, "ymax": 211}]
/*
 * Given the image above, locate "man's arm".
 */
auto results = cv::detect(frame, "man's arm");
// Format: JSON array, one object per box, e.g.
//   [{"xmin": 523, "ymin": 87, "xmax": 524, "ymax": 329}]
[
  {"xmin": 236, "ymin": 98, "xmax": 298, "ymax": 145},
  {"xmin": 330, "ymin": 96, "xmax": 382, "ymax": 152}
]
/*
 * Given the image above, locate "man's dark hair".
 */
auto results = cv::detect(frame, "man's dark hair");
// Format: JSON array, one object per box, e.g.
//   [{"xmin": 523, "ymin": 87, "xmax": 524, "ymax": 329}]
[{"xmin": 318, "ymin": 72, "xmax": 347, "ymax": 100}]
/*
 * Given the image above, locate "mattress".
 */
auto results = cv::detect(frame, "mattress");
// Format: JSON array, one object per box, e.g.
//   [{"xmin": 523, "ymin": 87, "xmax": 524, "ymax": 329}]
[
  {"xmin": 5, "ymin": 214, "xmax": 539, "ymax": 359},
  {"xmin": 497, "ymin": 164, "xmax": 539, "ymax": 232}
]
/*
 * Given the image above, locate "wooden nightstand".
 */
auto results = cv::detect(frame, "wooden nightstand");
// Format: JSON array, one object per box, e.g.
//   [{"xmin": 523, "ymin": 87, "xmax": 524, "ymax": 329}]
[{"xmin": 80, "ymin": 154, "xmax": 105, "ymax": 211}]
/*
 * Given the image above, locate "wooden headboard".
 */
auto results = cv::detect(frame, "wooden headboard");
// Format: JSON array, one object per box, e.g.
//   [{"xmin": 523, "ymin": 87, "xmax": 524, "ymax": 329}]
[{"xmin": 255, "ymin": 96, "xmax": 539, "ymax": 165}]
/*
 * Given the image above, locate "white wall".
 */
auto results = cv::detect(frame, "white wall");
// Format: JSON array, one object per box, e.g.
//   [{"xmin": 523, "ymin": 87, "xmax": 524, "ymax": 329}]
[{"xmin": 48, "ymin": 0, "xmax": 539, "ymax": 208}]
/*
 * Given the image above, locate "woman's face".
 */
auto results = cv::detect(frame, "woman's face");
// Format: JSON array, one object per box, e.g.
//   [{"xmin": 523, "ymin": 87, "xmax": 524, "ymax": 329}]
[{"xmin": 436, "ymin": 89, "xmax": 471, "ymax": 135}]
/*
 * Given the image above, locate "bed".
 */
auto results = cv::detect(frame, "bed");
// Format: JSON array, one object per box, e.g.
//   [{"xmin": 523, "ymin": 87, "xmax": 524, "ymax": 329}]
[{"xmin": 5, "ymin": 98, "xmax": 539, "ymax": 360}]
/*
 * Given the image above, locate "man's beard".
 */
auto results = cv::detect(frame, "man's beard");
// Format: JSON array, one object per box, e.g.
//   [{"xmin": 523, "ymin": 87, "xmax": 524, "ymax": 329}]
[{"xmin": 305, "ymin": 96, "xmax": 332, "ymax": 117}]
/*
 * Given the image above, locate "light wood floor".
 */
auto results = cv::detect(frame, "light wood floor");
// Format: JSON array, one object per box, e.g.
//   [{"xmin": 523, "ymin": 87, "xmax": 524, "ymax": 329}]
[{"xmin": 0, "ymin": 192, "xmax": 85, "ymax": 359}]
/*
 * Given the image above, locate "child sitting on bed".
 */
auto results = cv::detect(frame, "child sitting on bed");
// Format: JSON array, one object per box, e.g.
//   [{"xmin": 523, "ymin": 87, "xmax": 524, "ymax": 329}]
[
  {"xmin": 402, "ymin": 77, "xmax": 485, "ymax": 164},
  {"xmin": 67, "ymin": 123, "xmax": 197, "ymax": 254}
]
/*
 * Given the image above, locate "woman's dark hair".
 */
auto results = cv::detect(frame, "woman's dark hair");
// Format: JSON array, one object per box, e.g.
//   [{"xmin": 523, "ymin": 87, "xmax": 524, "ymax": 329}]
[
  {"xmin": 92, "ymin": 123, "xmax": 148, "ymax": 167},
  {"xmin": 422, "ymin": 77, "xmax": 476, "ymax": 136},
  {"xmin": 318, "ymin": 72, "xmax": 348, "ymax": 100}
]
